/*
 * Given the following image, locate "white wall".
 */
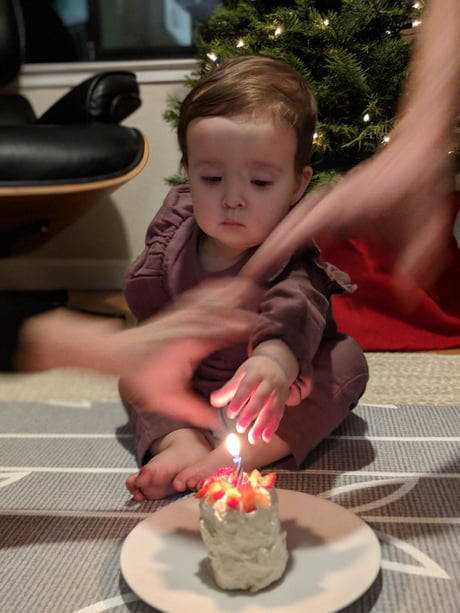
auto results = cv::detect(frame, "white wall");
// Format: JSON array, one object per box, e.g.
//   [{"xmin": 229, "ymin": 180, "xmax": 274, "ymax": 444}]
[{"xmin": 0, "ymin": 60, "xmax": 194, "ymax": 290}]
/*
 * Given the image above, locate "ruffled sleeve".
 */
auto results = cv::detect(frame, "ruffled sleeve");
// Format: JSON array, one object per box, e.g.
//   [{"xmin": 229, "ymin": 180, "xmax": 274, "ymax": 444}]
[
  {"xmin": 248, "ymin": 256, "xmax": 329, "ymax": 376},
  {"xmin": 248, "ymin": 248, "xmax": 356, "ymax": 404},
  {"xmin": 313, "ymin": 258, "xmax": 356, "ymax": 295},
  {"xmin": 124, "ymin": 185, "xmax": 194, "ymax": 322}
]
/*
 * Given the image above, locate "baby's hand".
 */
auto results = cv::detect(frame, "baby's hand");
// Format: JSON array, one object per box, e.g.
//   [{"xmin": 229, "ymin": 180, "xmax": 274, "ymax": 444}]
[{"xmin": 210, "ymin": 355, "xmax": 291, "ymax": 445}]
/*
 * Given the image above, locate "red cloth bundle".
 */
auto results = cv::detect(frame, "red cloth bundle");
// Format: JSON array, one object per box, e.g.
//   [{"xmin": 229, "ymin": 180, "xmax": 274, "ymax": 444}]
[{"xmin": 321, "ymin": 224, "xmax": 460, "ymax": 351}]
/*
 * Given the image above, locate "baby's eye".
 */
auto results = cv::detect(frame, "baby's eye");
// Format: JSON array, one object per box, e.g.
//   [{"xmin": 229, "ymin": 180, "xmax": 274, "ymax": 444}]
[
  {"xmin": 252, "ymin": 179, "xmax": 273, "ymax": 188},
  {"xmin": 201, "ymin": 176, "xmax": 222, "ymax": 183}
]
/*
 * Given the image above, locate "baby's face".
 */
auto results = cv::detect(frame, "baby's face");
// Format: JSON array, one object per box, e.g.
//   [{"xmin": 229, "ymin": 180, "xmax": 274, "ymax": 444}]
[{"xmin": 186, "ymin": 115, "xmax": 311, "ymax": 259}]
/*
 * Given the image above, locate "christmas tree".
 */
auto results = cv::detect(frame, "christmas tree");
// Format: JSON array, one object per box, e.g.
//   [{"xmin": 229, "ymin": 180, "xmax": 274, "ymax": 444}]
[{"xmin": 165, "ymin": 0, "xmax": 425, "ymax": 187}]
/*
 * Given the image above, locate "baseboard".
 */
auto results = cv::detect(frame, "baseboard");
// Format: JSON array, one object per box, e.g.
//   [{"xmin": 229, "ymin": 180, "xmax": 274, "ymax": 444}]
[{"xmin": 0, "ymin": 258, "xmax": 129, "ymax": 290}]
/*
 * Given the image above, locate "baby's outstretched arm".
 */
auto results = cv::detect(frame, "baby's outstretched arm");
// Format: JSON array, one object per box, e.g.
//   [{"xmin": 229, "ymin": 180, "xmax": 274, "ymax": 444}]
[{"xmin": 211, "ymin": 339, "xmax": 308, "ymax": 444}]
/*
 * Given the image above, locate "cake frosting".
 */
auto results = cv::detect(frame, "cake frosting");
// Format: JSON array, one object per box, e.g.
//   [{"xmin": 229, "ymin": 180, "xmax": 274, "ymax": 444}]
[{"xmin": 196, "ymin": 467, "xmax": 288, "ymax": 592}]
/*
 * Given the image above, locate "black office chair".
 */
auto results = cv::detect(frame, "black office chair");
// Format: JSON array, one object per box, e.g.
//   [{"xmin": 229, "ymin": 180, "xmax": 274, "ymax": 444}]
[{"xmin": 0, "ymin": 0, "xmax": 148, "ymax": 255}]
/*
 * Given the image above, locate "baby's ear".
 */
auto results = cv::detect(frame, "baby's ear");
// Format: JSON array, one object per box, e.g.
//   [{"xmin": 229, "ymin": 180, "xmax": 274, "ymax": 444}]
[{"xmin": 292, "ymin": 166, "xmax": 313, "ymax": 204}]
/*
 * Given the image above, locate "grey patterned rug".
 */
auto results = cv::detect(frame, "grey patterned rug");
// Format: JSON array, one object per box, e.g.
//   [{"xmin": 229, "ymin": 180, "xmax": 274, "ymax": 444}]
[{"xmin": 0, "ymin": 397, "xmax": 458, "ymax": 612}]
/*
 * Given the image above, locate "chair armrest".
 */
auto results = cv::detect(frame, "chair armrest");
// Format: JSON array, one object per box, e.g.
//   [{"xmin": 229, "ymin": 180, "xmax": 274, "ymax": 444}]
[{"xmin": 36, "ymin": 71, "xmax": 141, "ymax": 125}]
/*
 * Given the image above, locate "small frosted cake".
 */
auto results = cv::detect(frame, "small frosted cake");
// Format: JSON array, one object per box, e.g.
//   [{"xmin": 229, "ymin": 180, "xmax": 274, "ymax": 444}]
[{"xmin": 196, "ymin": 466, "xmax": 288, "ymax": 592}]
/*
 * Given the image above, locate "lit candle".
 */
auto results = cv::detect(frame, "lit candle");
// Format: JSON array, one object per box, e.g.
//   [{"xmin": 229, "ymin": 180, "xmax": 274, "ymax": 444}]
[{"xmin": 225, "ymin": 433, "xmax": 243, "ymax": 483}]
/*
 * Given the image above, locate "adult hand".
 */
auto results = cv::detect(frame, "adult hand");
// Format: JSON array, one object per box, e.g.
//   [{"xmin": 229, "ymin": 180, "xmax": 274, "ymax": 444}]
[
  {"xmin": 16, "ymin": 278, "xmax": 260, "ymax": 431},
  {"xmin": 243, "ymin": 0, "xmax": 459, "ymax": 293},
  {"xmin": 242, "ymin": 131, "xmax": 455, "ymax": 293},
  {"xmin": 117, "ymin": 278, "xmax": 259, "ymax": 430}
]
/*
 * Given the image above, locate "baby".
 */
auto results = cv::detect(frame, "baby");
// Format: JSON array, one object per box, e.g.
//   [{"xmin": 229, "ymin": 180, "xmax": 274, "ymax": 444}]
[{"xmin": 121, "ymin": 56, "xmax": 368, "ymax": 500}]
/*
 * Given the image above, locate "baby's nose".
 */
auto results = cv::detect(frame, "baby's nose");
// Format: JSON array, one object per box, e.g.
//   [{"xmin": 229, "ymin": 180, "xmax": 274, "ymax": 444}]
[{"xmin": 223, "ymin": 190, "xmax": 245, "ymax": 209}]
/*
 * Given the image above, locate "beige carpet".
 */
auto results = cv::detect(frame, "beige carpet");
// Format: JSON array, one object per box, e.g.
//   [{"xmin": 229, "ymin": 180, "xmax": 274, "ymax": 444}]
[{"xmin": 0, "ymin": 352, "xmax": 458, "ymax": 405}]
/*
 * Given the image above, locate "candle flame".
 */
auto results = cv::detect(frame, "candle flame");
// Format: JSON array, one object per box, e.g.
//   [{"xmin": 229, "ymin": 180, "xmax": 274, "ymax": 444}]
[{"xmin": 225, "ymin": 433, "xmax": 241, "ymax": 458}]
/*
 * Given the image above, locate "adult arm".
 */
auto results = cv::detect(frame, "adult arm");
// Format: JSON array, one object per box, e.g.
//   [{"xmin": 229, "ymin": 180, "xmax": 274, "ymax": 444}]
[
  {"xmin": 15, "ymin": 278, "xmax": 259, "ymax": 431},
  {"xmin": 242, "ymin": 0, "xmax": 460, "ymax": 287}
]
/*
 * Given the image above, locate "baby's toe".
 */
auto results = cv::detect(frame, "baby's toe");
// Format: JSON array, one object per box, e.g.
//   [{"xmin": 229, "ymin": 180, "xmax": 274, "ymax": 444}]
[
  {"xmin": 135, "ymin": 464, "xmax": 175, "ymax": 500},
  {"xmin": 186, "ymin": 476, "xmax": 200, "ymax": 490},
  {"xmin": 132, "ymin": 489, "xmax": 147, "ymax": 502},
  {"xmin": 126, "ymin": 473, "xmax": 139, "ymax": 495},
  {"xmin": 136, "ymin": 465, "xmax": 161, "ymax": 491},
  {"xmin": 187, "ymin": 470, "xmax": 208, "ymax": 490},
  {"xmin": 174, "ymin": 464, "xmax": 207, "ymax": 492},
  {"xmin": 173, "ymin": 467, "xmax": 193, "ymax": 492}
]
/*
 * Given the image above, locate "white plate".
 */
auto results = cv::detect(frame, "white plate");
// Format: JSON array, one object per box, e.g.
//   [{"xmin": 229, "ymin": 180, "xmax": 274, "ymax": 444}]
[{"xmin": 120, "ymin": 489, "xmax": 381, "ymax": 612}]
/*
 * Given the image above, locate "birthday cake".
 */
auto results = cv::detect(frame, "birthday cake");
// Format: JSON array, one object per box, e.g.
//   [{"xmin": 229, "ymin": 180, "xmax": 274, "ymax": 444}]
[{"xmin": 196, "ymin": 466, "xmax": 288, "ymax": 592}]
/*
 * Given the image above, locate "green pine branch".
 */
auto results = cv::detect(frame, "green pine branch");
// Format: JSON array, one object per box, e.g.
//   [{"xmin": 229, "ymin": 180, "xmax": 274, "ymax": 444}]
[{"xmin": 164, "ymin": 0, "xmax": 416, "ymax": 186}]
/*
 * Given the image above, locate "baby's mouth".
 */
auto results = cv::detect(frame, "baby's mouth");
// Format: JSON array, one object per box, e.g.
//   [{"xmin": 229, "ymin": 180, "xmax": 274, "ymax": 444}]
[{"xmin": 222, "ymin": 220, "xmax": 244, "ymax": 226}]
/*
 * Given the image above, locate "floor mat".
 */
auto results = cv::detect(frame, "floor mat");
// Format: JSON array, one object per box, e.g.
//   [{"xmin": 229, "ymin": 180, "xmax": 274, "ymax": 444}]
[{"xmin": 0, "ymin": 399, "xmax": 458, "ymax": 612}]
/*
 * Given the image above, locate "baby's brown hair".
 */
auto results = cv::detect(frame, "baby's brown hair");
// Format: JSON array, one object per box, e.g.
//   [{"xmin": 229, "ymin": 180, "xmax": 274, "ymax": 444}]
[{"xmin": 178, "ymin": 55, "xmax": 317, "ymax": 174}]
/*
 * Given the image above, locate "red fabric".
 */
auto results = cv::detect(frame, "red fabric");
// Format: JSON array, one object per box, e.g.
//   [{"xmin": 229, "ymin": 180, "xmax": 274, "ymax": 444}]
[{"xmin": 320, "ymin": 219, "xmax": 460, "ymax": 352}]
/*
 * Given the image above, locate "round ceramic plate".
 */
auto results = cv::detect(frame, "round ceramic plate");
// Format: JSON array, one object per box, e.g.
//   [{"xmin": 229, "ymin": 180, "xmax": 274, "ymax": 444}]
[{"xmin": 120, "ymin": 489, "xmax": 381, "ymax": 612}]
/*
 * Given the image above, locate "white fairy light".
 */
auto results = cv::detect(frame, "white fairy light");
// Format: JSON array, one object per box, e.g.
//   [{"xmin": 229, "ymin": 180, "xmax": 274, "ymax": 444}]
[
  {"xmin": 274, "ymin": 25, "xmax": 284, "ymax": 37},
  {"xmin": 412, "ymin": 19, "xmax": 422, "ymax": 27},
  {"xmin": 386, "ymin": 30, "xmax": 392, "ymax": 35},
  {"xmin": 413, "ymin": 2, "xmax": 421, "ymax": 9},
  {"xmin": 207, "ymin": 52, "xmax": 218, "ymax": 62},
  {"xmin": 313, "ymin": 132, "xmax": 319, "ymax": 141},
  {"xmin": 383, "ymin": 135, "xmax": 391, "ymax": 144},
  {"xmin": 323, "ymin": 18, "xmax": 330, "ymax": 26},
  {"xmin": 236, "ymin": 38, "xmax": 245, "ymax": 48},
  {"xmin": 363, "ymin": 113, "xmax": 370, "ymax": 123}
]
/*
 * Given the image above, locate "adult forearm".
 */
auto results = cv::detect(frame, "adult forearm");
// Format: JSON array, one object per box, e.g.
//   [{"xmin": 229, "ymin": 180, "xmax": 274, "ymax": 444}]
[
  {"xmin": 397, "ymin": 0, "xmax": 460, "ymax": 144},
  {"xmin": 13, "ymin": 309, "xmax": 124, "ymax": 374}
]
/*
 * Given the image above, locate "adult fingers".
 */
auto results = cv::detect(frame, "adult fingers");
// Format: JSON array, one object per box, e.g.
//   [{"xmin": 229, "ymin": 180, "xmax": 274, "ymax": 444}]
[
  {"xmin": 128, "ymin": 308, "xmax": 257, "ymax": 377},
  {"xmin": 176, "ymin": 276, "xmax": 261, "ymax": 312},
  {"xmin": 142, "ymin": 305, "xmax": 256, "ymax": 344},
  {"xmin": 241, "ymin": 186, "xmax": 340, "ymax": 282},
  {"xmin": 120, "ymin": 349, "xmax": 221, "ymax": 430},
  {"xmin": 394, "ymin": 193, "xmax": 456, "ymax": 291}
]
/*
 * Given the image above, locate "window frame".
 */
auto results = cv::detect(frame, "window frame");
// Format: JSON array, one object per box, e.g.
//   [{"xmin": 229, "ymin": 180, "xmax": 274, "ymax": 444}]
[{"xmin": 88, "ymin": 0, "xmax": 204, "ymax": 63}]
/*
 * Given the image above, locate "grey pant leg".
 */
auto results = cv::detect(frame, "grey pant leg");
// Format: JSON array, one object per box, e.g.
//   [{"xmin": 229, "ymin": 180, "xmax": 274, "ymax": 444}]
[
  {"xmin": 276, "ymin": 335, "xmax": 368, "ymax": 466},
  {"xmin": 119, "ymin": 380, "xmax": 192, "ymax": 465}
]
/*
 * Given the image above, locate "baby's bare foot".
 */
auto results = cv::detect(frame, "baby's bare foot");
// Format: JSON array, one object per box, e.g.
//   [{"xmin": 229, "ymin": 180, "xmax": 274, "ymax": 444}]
[
  {"xmin": 173, "ymin": 434, "xmax": 290, "ymax": 492},
  {"xmin": 173, "ymin": 445, "xmax": 230, "ymax": 492},
  {"xmin": 126, "ymin": 428, "xmax": 212, "ymax": 501}
]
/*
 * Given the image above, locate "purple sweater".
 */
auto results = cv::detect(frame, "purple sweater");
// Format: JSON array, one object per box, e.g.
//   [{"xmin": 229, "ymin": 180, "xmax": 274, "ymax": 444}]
[{"xmin": 125, "ymin": 185, "xmax": 355, "ymax": 401}]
